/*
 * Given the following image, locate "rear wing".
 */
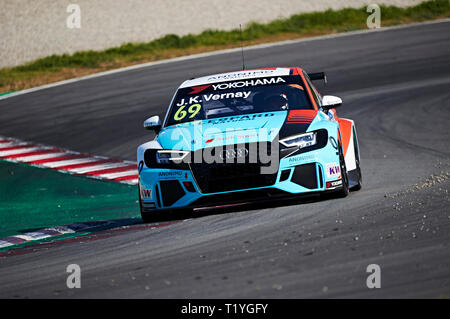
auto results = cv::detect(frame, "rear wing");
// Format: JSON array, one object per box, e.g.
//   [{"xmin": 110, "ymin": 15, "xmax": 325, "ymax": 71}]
[{"xmin": 307, "ymin": 72, "xmax": 327, "ymax": 84}]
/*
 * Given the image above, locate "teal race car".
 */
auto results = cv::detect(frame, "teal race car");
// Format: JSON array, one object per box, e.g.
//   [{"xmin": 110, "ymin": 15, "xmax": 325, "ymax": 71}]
[{"xmin": 137, "ymin": 67, "xmax": 361, "ymax": 222}]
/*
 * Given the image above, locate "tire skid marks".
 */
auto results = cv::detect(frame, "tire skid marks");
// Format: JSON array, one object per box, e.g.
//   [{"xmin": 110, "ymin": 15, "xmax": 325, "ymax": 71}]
[{"xmin": 0, "ymin": 135, "xmax": 138, "ymax": 185}]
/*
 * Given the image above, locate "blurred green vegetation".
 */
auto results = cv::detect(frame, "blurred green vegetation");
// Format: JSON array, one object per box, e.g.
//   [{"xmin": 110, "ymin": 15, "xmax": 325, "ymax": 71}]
[{"xmin": 1, "ymin": 0, "xmax": 448, "ymax": 91}]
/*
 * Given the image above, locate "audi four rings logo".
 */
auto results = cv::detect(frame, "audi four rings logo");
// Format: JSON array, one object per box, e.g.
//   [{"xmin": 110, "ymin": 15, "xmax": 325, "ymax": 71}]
[{"xmin": 219, "ymin": 148, "xmax": 249, "ymax": 160}]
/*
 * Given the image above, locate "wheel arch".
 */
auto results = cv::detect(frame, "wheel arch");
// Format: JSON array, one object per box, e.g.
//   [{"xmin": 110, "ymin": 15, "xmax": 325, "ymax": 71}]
[{"xmin": 337, "ymin": 118, "xmax": 359, "ymax": 172}]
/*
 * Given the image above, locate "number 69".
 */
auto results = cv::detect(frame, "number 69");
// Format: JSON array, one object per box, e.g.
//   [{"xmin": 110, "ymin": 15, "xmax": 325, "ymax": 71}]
[{"xmin": 174, "ymin": 104, "xmax": 201, "ymax": 121}]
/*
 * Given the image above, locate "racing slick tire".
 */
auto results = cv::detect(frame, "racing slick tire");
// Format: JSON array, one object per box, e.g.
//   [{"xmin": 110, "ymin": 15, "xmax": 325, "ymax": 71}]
[
  {"xmin": 138, "ymin": 186, "xmax": 163, "ymax": 223},
  {"xmin": 350, "ymin": 131, "xmax": 362, "ymax": 191},
  {"xmin": 335, "ymin": 140, "xmax": 350, "ymax": 198},
  {"xmin": 139, "ymin": 187, "xmax": 193, "ymax": 223}
]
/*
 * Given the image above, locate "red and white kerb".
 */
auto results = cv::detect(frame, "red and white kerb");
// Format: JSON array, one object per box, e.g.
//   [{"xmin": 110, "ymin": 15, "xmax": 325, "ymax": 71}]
[{"xmin": 0, "ymin": 136, "xmax": 138, "ymax": 185}]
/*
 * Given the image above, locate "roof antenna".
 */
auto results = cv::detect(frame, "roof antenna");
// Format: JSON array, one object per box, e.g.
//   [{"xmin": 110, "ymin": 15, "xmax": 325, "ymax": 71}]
[{"xmin": 239, "ymin": 24, "xmax": 246, "ymax": 70}]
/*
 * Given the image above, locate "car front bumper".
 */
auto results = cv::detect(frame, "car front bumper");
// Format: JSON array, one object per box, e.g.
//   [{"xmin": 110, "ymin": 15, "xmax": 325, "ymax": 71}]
[{"xmin": 139, "ymin": 141, "xmax": 343, "ymax": 212}]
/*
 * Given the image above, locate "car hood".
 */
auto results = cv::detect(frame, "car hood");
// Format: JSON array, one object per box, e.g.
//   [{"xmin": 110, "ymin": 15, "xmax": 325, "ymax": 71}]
[{"xmin": 157, "ymin": 111, "xmax": 289, "ymax": 151}]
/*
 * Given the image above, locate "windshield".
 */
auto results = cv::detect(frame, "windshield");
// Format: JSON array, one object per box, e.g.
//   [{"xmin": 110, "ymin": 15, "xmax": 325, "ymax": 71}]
[{"xmin": 166, "ymin": 75, "xmax": 313, "ymax": 126}]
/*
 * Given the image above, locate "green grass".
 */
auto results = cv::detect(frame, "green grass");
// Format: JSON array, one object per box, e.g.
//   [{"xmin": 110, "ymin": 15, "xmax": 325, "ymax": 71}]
[
  {"xmin": 0, "ymin": 0, "xmax": 449, "ymax": 92},
  {"xmin": 0, "ymin": 160, "xmax": 139, "ymax": 239}
]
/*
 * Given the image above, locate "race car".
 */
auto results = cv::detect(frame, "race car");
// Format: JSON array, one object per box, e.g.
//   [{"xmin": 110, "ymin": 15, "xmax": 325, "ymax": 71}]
[{"xmin": 137, "ymin": 67, "xmax": 361, "ymax": 222}]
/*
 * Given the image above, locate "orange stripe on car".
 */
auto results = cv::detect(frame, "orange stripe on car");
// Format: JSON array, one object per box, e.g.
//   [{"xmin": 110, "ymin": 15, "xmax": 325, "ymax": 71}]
[
  {"xmin": 289, "ymin": 84, "xmax": 304, "ymax": 90},
  {"xmin": 287, "ymin": 109, "xmax": 317, "ymax": 123},
  {"xmin": 338, "ymin": 119, "xmax": 352, "ymax": 157}
]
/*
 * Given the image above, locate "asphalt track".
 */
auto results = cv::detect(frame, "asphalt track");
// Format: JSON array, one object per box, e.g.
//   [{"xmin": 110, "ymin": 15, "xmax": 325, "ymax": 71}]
[{"xmin": 0, "ymin": 21, "xmax": 449, "ymax": 298}]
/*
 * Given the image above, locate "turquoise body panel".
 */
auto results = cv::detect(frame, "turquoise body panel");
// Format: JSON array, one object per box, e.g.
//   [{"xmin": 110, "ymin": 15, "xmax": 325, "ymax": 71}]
[
  {"xmin": 157, "ymin": 111, "xmax": 287, "ymax": 151},
  {"xmin": 138, "ymin": 110, "xmax": 343, "ymax": 210}
]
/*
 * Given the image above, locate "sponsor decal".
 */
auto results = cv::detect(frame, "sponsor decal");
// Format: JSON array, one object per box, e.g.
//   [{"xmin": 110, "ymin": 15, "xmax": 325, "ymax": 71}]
[
  {"xmin": 206, "ymin": 113, "xmax": 274, "ymax": 125},
  {"xmin": 326, "ymin": 179, "xmax": 342, "ymax": 188},
  {"xmin": 177, "ymin": 91, "xmax": 251, "ymax": 106},
  {"xmin": 211, "ymin": 77, "xmax": 285, "ymax": 90},
  {"xmin": 326, "ymin": 162, "xmax": 341, "ymax": 178},
  {"xmin": 287, "ymin": 154, "xmax": 316, "ymax": 163},
  {"xmin": 158, "ymin": 171, "xmax": 184, "ymax": 178},
  {"xmin": 140, "ymin": 186, "xmax": 152, "ymax": 199},
  {"xmin": 207, "ymin": 70, "xmax": 276, "ymax": 81},
  {"xmin": 330, "ymin": 180, "xmax": 343, "ymax": 187},
  {"xmin": 188, "ymin": 85, "xmax": 211, "ymax": 95},
  {"xmin": 207, "ymin": 133, "xmax": 259, "ymax": 143}
]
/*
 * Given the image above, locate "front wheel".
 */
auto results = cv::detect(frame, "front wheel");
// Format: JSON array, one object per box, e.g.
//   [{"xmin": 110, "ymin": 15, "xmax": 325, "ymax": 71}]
[
  {"xmin": 335, "ymin": 141, "xmax": 349, "ymax": 198},
  {"xmin": 139, "ymin": 186, "xmax": 193, "ymax": 223},
  {"xmin": 350, "ymin": 131, "xmax": 362, "ymax": 191},
  {"xmin": 138, "ymin": 184, "xmax": 163, "ymax": 223}
]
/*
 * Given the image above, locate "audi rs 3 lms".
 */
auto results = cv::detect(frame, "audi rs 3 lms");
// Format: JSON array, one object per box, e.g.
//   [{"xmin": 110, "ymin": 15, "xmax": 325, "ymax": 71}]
[{"xmin": 137, "ymin": 67, "xmax": 361, "ymax": 221}]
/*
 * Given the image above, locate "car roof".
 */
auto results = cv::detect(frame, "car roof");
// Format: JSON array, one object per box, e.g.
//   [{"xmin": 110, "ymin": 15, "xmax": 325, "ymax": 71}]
[{"xmin": 179, "ymin": 67, "xmax": 303, "ymax": 88}]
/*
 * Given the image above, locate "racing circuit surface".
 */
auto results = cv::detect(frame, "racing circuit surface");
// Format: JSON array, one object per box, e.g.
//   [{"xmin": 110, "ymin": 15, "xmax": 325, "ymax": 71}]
[{"xmin": 0, "ymin": 21, "xmax": 449, "ymax": 298}]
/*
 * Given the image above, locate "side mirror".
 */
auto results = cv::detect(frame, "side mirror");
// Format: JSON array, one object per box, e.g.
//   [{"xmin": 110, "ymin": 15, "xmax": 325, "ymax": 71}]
[
  {"xmin": 143, "ymin": 115, "xmax": 161, "ymax": 132},
  {"xmin": 322, "ymin": 95, "xmax": 342, "ymax": 110}
]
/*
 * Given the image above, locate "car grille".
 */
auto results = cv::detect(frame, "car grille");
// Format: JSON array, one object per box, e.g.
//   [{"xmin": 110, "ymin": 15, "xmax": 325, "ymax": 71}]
[{"xmin": 189, "ymin": 143, "xmax": 278, "ymax": 193}]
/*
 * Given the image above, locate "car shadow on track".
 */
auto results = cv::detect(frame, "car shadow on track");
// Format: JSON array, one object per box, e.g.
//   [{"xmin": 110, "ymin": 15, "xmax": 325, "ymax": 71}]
[
  {"xmin": 0, "ymin": 190, "xmax": 354, "ymax": 255},
  {"xmin": 147, "ymin": 191, "xmax": 346, "ymax": 224},
  {"xmin": 16, "ymin": 192, "xmax": 346, "ymax": 240}
]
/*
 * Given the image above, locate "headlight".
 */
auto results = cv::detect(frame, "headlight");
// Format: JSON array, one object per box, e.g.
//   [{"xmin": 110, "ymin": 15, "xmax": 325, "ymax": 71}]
[
  {"xmin": 279, "ymin": 132, "xmax": 317, "ymax": 148},
  {"xmin": 156, "ymin": 150, "xmax": 189, "ymax": 164}
]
